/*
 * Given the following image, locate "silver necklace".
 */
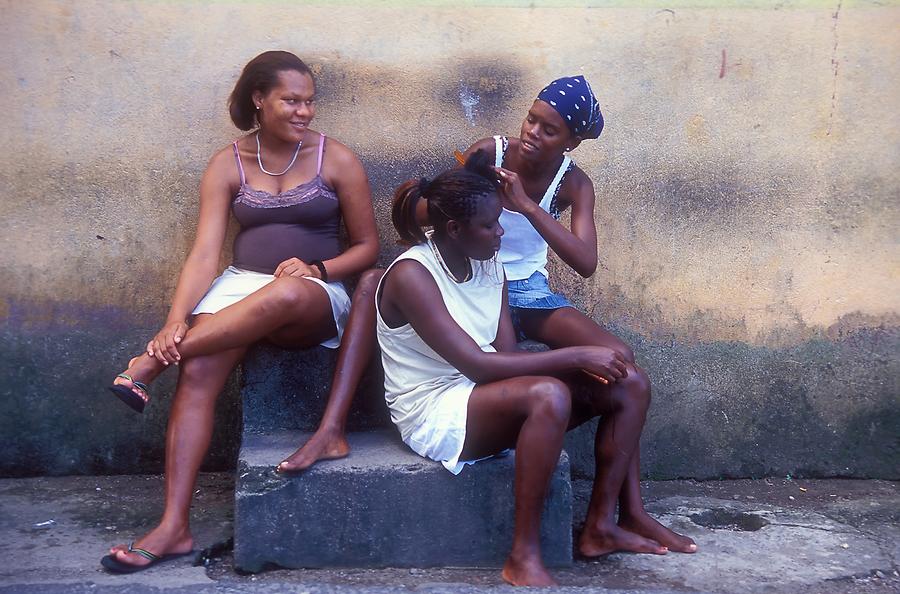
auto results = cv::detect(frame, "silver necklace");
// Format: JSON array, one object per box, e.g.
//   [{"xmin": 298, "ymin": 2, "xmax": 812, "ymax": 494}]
[
  {"xmin": 256, "ymin": 131, "xmax": 302, "ymax": 176},
  {"xmin": 428, "ymin": 236, "xmax": 472, "ymax": 283}
]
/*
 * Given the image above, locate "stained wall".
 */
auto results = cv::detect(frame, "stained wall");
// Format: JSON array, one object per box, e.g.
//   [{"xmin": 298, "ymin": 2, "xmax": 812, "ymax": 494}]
[{"xmin": 1, "ymin": 1, "xmax": 897, "ymax": 477}]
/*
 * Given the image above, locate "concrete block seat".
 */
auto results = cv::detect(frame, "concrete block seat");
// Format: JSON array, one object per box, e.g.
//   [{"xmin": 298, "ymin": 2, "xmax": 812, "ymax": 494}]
[
  {"xmin": 235, "ymin": 342, "xmax": 573, "ymax": 572},
  {"xmin": 235, "ymin": 430, "xmax": 572, "ymax": 571}
]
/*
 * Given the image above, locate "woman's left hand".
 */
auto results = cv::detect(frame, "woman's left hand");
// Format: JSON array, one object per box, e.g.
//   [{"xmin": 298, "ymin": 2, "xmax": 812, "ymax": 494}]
[
  {"xmin": 274, "ymin": 257, "xmax": 318, "ymax": 279},
  {"xmin": 493, "ymin": 166, "xmax": 536, "ymax": 215}
]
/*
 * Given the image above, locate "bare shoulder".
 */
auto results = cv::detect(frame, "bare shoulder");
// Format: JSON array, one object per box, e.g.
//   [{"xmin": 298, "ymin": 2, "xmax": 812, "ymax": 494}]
[
  {"xmin": 320, "ymin": 134, "xmax": 362, "ymax": 168},
  {"xmin": 203, "ymin": 140, "xmax": 243, "ymax": 190},
  {"xmin": 387, "ymin": 258, "xmax": 431, "ymax": 286},
  {"xmin": 559, "ymin": 163, "xmax": 595, "ymax": 206}
]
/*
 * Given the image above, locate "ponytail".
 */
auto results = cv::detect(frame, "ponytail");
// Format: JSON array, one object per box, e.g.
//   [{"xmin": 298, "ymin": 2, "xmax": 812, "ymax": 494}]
[
  {"xmin": 391, "ymin": 149, "xmax": 499, "ymax": 245},
  {"xmin": 391, "ymin": 180, "xmax": 428, "ymax": 246}
]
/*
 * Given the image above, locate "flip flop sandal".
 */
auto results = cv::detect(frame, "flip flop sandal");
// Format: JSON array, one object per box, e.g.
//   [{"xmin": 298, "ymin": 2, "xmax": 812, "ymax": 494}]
[
  {"xmin": 108, "ymin": 373, "xmax": 150, "ymax": 414},
  {"xmin": 100, "ymin": 542, "xmax": 194, "ymax": 574}
]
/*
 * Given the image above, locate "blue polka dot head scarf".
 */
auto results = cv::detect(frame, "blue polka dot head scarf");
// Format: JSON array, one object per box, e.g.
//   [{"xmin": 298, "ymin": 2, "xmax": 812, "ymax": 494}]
[{"xmin": 537, "ymin": 75, "xmax": 604, "ymax": 140}]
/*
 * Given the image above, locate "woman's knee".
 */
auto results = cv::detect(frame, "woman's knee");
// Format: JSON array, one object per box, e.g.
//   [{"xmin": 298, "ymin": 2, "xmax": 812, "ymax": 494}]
[
  {"xmin": 264, "ymin": 276, "xmax": 315, "ymax": 312},
  {"xmin": 612, "ymin": 364, "xmax": 651, "ymax": 412},
  {"xmin": 526, "ymin": 377, "xmax": 572, "ymax": 425},
  {"xmin": 612, "ymin": 341, "xmax": 635, "ymax": 365},
  {"xmin": 175, "ymin": 357, "xmax": 227, "ymax": 402}
]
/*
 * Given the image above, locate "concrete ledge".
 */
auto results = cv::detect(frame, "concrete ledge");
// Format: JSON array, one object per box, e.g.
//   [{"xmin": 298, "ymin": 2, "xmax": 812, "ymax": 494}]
[
  {"xmin": 241, "ymin": 343, "xmax": 390, "ymax": 433},
  {"xmin": 234, "ymin": 430, "xmax": 573, "ymax": 571}
]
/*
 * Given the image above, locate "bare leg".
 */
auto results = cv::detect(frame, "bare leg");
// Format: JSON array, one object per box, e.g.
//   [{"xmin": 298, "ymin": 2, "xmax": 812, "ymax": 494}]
[
  {"xmin": 461, "ymin": 376, "xmax": 572, "ymax": 587},
  {"xmin": 278, "ymin": 269, "xmax": 385, "ymax": 473},
  {"xmin": 521, "ymin": 307, "xmax": 687, "ymax": 555},
  {"xmin": 108, "ymin": 279, "xmax": 336, "ymax": 567},
  {"xmin": 575, "ymin": 365, "xmax": 667, "ymax": 557},
  {"xmin": 110, "ymin": 276, "xmax": 335, "ymax": 403},
  {"xmin": 617, "ymin": 452, "xmax": 697, "ymax": 552},
  {"xmin": 109, "ymin": 316, "xmax": 246, "ymax": 567}
]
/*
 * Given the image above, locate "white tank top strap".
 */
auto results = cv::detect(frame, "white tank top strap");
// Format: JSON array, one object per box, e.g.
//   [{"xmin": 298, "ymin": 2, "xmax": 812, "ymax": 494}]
[
  {"xmin": 493, "ymin": 135, "xmax": 505, "ymax": 168},
  {"xmin": 539, "ymin": 154, "xmax": 572, "ymax": 209}
]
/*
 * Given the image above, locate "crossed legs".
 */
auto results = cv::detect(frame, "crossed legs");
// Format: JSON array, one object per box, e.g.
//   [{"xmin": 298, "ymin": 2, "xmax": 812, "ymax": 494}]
[{"xmin": 109, "ymin": 277, "xmax": 337, "ymax": 568}]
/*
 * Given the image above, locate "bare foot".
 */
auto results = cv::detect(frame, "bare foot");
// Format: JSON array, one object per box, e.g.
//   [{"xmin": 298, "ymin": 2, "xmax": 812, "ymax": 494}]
[
  {"xmin": 502, "ymin": 554, "xmax": 558, "ymax": 587},
  {"xmin": 619, "ymin": 511, "xmax": 697, "ymax": 553},
  {"xmin": 276, "ymin": 428, "xmax": 350, "ymax": 474},
  {"xmin": 112, "ymin": 354, "xmax": 165, "ymax": 405},
  {"xmin": 108, "ymin": 524, "xmax": 193, "ymax": 569},
  {"xmin": 578, "ymin": 522, "xmax": 668, "ymax": 558}
]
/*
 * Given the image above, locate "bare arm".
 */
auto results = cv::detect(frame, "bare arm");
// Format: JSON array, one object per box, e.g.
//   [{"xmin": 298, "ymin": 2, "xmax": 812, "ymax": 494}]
[
  {"xmin": 461, "ymin": 137, "xmax": 598, "ymax": 278},
  {"xmin": 495, "ymin": 166, "xmax": 598, "ymax": 278},
  {"xmin": 491, "ymin": 277, "xmax": 519, "ymax": 354},
  {"xmin": 319, "ymin": 139, "xmax": 379, "ymax": 280},
  {"xmin": 147, "ymin": 147, "xmax": 236, "ymax": 363},
  {"xmin": 380, "ymin": 261, "xmax": 626, "ymax": 384}
]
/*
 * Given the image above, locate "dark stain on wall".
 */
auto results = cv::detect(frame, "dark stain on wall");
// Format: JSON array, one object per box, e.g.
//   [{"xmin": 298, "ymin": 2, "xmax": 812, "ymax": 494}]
[
  {"xmin": 4, "ymin": 292, "xmax": 896, "ymax": 480},
  {"xmin": 358, "ymin": 152, "xmax": 454, "ymax": 267},
  {"xmin": 565, "ymin": 322, "xmax": 900, "ymax": 480},
  {"xmin": 437, "ymin": 59, "xmax": 525, "ymax": 125},
  {"xmin": 645, "ymin": 164, "xmax": 790, "ymax": 227},
  {"xmin": 309, "ymin": 61, "xmax": 404, "ymax": 107},
  {"xmin": 0, "ymin": 298, "xmax": 241, "ymax": 477}
]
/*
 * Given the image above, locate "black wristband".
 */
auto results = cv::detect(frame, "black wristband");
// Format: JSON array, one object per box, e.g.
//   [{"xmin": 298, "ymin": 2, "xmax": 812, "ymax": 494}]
[{"xmin": 311, "ymin": 260, "xmax": 328, "ymax": 283}]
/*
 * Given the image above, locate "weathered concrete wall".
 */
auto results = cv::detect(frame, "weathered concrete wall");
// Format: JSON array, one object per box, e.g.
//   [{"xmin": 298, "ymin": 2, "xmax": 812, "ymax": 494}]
[{"xmin": 1, "ymin": 1, "xmax": 897, "ymax": 478}]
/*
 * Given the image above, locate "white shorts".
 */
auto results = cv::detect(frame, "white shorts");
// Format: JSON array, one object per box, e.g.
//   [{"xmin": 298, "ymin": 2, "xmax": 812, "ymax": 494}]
[{"xmin": 191, "ymin": 266, "xmax": 350, "ymax": 349}]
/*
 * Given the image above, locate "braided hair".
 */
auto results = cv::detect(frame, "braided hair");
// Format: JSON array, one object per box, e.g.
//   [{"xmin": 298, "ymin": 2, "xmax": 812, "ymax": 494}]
[{"xmin": 391, "ymin": 149, "xmax": 500, "ymax": 245}]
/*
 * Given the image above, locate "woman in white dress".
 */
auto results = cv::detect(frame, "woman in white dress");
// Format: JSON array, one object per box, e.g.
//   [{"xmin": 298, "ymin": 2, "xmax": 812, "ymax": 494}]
[{"xmin": 376, "ymin": 152, "xmax": 635, "ymax": 587}]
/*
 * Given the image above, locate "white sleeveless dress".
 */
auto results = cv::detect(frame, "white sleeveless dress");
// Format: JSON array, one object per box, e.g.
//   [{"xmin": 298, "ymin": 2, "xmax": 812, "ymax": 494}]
[{"xmin": 376, "ymin": 236, "xmax": 504, "ymax": 474}]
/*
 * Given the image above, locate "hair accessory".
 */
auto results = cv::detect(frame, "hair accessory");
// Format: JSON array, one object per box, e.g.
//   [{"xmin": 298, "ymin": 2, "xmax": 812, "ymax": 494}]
[
  {"xmin": 418, "ymin": 177, "xmax": 430, "ymax": 198},
  {"xmin": 256, "ymin": 131, "xmax": 302, "ymax": 176},
  {"xmin": 537, "ymin": 75, "xmax": 604, "ymax": 140}
]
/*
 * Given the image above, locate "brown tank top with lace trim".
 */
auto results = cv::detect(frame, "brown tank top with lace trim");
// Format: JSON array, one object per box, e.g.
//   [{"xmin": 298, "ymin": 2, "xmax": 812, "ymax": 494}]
[{"xmin": 230, "ymin": 133, "xmax": 340, "ymax": 274}]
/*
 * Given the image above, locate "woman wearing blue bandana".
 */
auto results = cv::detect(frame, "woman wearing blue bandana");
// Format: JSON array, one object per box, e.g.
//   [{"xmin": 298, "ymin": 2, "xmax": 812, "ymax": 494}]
[{"xmin": 460, "ymin": 76, "xmax": 697, "ymax": 565}]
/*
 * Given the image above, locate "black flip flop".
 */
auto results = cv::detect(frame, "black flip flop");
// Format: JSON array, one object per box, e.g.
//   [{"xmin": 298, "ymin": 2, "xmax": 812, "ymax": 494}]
[
  {"xmin": 100, "ymin": 543, "xmax": 193, "ymax": 574},
  {"xmin": 108, "ymin": 374, "xmax": 149, "ymax": 413}
]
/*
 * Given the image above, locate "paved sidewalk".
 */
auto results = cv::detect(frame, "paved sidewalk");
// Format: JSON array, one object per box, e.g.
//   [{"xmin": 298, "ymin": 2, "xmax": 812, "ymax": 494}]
[{"xmin": 0, "ymin": 473, "xmax": 897, "ymax": 593}]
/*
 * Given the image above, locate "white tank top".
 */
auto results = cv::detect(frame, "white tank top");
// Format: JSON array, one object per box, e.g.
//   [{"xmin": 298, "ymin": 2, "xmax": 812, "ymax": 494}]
[
  {"xmin": 376, "ymin": 237, "xmax": 504, "ymax": 441},
  {"xmin": 494, "ymin": 135, "xmax": 572, "ymax": 281}
]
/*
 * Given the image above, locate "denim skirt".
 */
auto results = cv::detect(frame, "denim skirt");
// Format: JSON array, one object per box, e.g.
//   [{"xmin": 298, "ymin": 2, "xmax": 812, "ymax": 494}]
[{"xmin": 507, "ymin": 271, "xmax": 574, "ymax": 339}]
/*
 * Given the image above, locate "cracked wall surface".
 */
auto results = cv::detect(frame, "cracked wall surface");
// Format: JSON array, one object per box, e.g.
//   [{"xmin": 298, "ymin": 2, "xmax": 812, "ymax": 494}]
[{"xmin": 1, "ymin": 1, "xmax": 897, "ymax": 477}]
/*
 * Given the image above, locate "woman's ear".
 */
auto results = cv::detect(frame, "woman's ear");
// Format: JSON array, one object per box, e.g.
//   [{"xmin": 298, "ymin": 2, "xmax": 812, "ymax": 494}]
[
  {"xmin": 252, "ymin": 90, "xmax": 263, "ymax": 110},
  {"xmin": 446, "ymin": 219, "xmax": 462, "ymax": 240},
  {"xmin": 566, "ymin": 137, "xmax": 583, "ymax": 152}
]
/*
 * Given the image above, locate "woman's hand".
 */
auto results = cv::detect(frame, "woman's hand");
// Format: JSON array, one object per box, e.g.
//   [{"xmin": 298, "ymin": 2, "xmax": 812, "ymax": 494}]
[
  {"xmin": 493, "ymin": 166, "xmax": 537, "ymax": 215},
  {"xmin": 274, "ymin": 257, "xmax": 319, "ymax": 279},
  {"xmin": 146, "ymin": 321, "xmax": 188, "ymax": 365},
  {"xmin": 576, "ymin": 346, "xmax": 629, "ymax": 385}
]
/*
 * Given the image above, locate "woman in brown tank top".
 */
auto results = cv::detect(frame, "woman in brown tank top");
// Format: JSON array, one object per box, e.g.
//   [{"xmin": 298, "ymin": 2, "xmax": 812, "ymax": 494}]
[{"xmin": 101, "ymin": 51, "xmax": 378, "ymax": 573}]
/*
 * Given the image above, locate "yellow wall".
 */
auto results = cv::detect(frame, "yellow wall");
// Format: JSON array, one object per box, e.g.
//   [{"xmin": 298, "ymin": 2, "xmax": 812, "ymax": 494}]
[{"xmin": 1, "ymin": 1, "xmax": 897, "ymax": 477}]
